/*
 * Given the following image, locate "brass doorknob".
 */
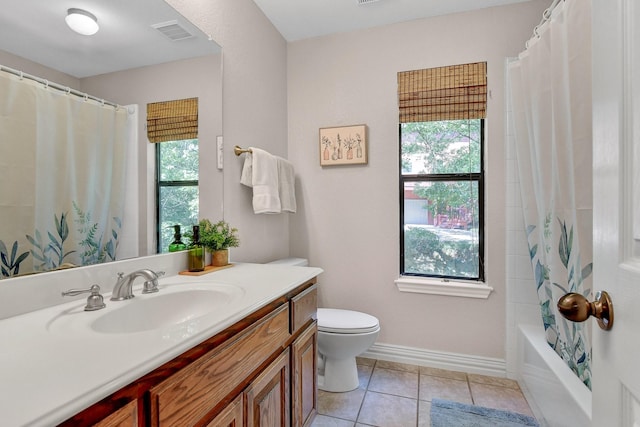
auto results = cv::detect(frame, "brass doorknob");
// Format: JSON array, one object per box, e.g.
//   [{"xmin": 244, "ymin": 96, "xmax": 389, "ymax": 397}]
[{"xmin": 557, "ymin": 291, "xmax": 613, "ymax": 331}]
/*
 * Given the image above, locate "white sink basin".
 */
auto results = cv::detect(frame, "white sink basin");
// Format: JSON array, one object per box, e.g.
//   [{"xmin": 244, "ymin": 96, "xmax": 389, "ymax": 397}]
[
  {"xmin": 47, "ymin": 283, "xmax": 245, "ymax": 335},
  {"xmin": 94, "ymin": 287, "xmax": 241, "ymax": 333}
]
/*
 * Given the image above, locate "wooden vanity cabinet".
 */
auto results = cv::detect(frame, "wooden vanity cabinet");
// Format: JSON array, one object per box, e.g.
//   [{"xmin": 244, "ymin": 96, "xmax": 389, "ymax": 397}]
[
  {"xmin": 59, "ymin": 279, "xmax": 318, "ymax": 427},
  {"xmin": 291, "ymin": 322, "xmax": 317, "ymax": 427},
  {"xmin": 93, "ymin": 400, "xmax": 138, "ymax": 427},
  {"xmin": 148, "ymin": 304, "xmax": 291, "ymax": 426},
  {"xmin": 205, "ymin": 395, "xmax": 242, "ymax": 427},
  {"xmin": 244, "ymin": 348, "xmax": 290, "ymax": 426},
  {"xmin": 290, "ymin": 285, "xmax": 318, "ymax": 427}
]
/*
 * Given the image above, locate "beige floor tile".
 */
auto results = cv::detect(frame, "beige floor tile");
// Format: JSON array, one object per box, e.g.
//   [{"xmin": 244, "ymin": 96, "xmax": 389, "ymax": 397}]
[
  {"xmin": 418, "ymin": 400, "xmax": 431, "ymax": 427},
  {"xmin": 368, "ymin": 367, "xmax": 419, "ymax": 399},
  {"xmin": 358, "ymin": 364, "xmax": 373, "ymax": 389},
  {"xmin": 469, "ymin": 382, "xmax": 534, "ymax": 417},
  {"xmin": 356, "ymin": 357, "xmax": 376, "ymax": 367},
  {"xmin": 357, "ymin": 391, "xmax": 417, "ymax": 427},
  {"xmin": 311, "ymin": 414, "xmax": 355, "ymax": 427},
  {"xmin": 419, "ymin": 374, "xmax": 473, "ymax": 404},
  {"xmin": 419, "ymin": 366, "xmax": 467, "ymax": 381},
  {"xmin": 318, "ymin": 388, "xmax": 366, "ymax": 421},
  {"xmin": 374, "ymin": 359, "xmax": 420, "ymax": 373},
  {"xmin": 468, "ymin": 373, "xmax": 520, "ymax": 390}
]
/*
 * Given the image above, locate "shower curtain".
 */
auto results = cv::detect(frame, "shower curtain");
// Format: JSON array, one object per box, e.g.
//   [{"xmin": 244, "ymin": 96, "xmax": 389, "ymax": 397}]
[
  {"xmin": 0, "ymin": 71, "xmax": 128, "ymax": 276},
  {"xmin": 507, "ymin": 0, "xmax": 593, "ymax": 388}
]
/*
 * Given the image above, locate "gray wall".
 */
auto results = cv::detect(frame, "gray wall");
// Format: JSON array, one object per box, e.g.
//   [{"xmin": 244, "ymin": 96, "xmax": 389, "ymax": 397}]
[
  {"xmin": 167, "ymin": 0, "xmax": 291, "ymax": 263},
  {"xmin": 287, "ymin": 1, "xmax": 548, "ymax": 358}
]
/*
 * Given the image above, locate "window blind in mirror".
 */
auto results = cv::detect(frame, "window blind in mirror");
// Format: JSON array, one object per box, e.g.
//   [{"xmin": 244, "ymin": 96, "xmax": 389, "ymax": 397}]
[{"xmin": 147, "ymin": 97, "xmax": 198, "ymax": 143}]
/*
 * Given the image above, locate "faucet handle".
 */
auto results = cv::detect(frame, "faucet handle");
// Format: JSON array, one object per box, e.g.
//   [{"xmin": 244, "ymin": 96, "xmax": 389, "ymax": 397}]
[
  {"xmin": 62, "ymin": 284, "xmax": 106, "ymax": 311},
  {"xmin": 141, "ymin": 270, "xmax": 165, "ymax": 294},
  {"xmin": 142, "ymin": 279, "xmax": 159, "ymax": 294}
]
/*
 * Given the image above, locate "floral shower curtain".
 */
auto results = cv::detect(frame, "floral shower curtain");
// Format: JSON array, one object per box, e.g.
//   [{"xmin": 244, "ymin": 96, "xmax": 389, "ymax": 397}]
[
  {"xmin": 507, "ymin": 0, "xmax": 593, "ymax": 388},
  {"xmin": 0, "ymin": 71, "xmax": 128, "ymax": 277}
]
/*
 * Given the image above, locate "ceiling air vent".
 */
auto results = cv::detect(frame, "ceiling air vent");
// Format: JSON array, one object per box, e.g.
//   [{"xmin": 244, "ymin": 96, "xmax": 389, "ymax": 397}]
[
  {"xmin": 357, "ymin": 0, "xmax": 381, "ymax": 4},
  {"xmin": 152, "ymin": 20, "xmax": 194, "ymax": 41}
]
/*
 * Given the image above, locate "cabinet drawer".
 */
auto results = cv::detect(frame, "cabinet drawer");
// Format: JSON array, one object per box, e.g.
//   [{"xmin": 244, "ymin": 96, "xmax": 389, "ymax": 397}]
[
  {"xmin": 290, "ymin": 285, "xmax": 317, "ymax": 334},
  {"xmin": 149, "ymin": 304, "xmax": 290, "ymax": 426}
]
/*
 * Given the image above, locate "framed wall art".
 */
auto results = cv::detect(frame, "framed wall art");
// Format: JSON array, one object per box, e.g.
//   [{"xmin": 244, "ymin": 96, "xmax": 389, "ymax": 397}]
[{"xmin": 319, "ymin": 124, "xmax": 367, "ymax": 166}]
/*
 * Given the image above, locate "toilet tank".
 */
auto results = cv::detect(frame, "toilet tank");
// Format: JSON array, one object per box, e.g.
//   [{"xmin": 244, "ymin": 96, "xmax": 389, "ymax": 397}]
[{"xmin": 268, "ymin": 258, "xmax": 309, "ymax": 267}]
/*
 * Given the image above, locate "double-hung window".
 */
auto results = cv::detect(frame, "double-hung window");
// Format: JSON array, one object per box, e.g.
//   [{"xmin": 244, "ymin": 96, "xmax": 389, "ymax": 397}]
[
  {"xmin": 398, "ymin": 63, "xmax": 486, "ymax": 282},
  {"xmin": 147, "ymin": 98, "xmax": 199, "ymax": 252}
]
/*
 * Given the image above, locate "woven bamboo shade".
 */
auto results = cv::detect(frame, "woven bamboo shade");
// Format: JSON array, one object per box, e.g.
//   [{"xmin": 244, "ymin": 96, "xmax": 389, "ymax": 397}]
[
  {"xmin": 147, "ymin": 97, "xmax": 198, "ymax": 143},
  {"xmin": 398, "ymin": 62, "xmax": 487, "ymax": 123}
]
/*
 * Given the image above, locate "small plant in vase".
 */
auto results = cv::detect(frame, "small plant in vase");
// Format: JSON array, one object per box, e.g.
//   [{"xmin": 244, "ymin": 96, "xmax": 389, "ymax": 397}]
[{"xmin": 189, "ymin": 219, "xmax": 240, "ymax": 266}]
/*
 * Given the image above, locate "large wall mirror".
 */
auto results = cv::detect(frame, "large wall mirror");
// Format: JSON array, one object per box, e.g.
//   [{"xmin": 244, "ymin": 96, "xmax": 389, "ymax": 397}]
[{"xmin": 0, "ymin": 0, "xmax": 223, "ymax": 278}]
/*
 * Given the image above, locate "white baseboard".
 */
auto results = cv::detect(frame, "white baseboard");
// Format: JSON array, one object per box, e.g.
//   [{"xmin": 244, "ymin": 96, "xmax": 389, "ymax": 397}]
[{"xmin": 361, "ymin": 342, "xmax": 507, "ymax": 378}]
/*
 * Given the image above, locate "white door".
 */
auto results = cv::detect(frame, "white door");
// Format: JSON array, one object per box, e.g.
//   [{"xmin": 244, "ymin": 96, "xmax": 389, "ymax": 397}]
[{"xmin": 591, "ymin": 0, "xmax": 640, "ymax": 425}]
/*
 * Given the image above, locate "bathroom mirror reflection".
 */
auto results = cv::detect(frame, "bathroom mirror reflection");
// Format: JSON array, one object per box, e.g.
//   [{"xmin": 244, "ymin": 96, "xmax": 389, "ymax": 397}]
[{"xmin": 0, "ymin": 0, "xmax": 223, "ymax": 278}]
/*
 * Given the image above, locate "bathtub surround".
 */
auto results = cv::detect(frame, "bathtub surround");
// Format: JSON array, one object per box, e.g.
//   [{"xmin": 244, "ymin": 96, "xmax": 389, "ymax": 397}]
[
  {"xmin": 508, "ymin": 0, "xmax": 593, "ymax": 389},
  {"xmin": 518, "ymin": 325, "xmax": 591, "ymax": 425}
]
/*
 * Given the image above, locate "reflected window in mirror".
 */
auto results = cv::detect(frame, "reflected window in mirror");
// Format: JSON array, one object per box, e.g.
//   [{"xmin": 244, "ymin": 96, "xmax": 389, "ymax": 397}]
[
  {"xmin": 156, "ymin": 139, "xmax": 199, "ymax": 252},
  {"xmin": 147, "ymin": 98, "xmax": 199, "ymax": 253}
]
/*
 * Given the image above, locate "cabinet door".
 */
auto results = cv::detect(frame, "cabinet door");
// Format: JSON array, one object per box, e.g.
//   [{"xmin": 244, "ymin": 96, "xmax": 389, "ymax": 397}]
[
  {"xmin": 149, "ymin": 305, "xmax": 290, "ymax": 426},
  {"xmin": 93, "ymin": 400, "xmax": 138, "ymax": 427},
  {"xmin": 292, "ymin": 322, "xmax": 317, "ymax": 427},
  {"xmin": 245, "ymin": 349, "xmax": 290, "ymax": 427},
  {"xmin": 206, "ymin": 395, "xmax": 243, "ymax": 427}
]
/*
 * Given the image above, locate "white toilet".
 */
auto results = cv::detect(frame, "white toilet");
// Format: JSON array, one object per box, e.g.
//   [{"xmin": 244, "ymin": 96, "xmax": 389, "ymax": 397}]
[
  {"xmin": 316, "ymin": 308, "xmax": 380, "ymax": 392},
  {"xmin": 268, "ymin": 258, "xmax": 381, "ymax": 393}
]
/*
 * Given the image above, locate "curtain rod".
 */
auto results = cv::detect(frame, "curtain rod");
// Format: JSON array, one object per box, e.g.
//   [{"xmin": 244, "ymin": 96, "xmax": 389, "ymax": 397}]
[
  {"xmin": 526, "ymin": 0, "xmax": 562, "ymax": 48},
  {"xmin": 0, "ymin": 64, "xmax": 121, "ymax": 110}
]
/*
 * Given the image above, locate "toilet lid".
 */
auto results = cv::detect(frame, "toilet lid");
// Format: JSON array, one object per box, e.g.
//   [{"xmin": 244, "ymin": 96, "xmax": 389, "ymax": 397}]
[{"xmin": 317, "ymin": 308, "xmax": 380, "ymax": 334}]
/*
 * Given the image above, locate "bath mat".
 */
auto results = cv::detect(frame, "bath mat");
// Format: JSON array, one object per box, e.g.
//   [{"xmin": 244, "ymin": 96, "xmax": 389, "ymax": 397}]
[{"xmin": 430, "ymin": 399, "xmax": 539, "ymax": 427}]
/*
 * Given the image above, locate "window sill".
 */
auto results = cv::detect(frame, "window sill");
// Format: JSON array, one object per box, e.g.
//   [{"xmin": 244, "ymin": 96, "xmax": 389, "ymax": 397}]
[{"xmin": 395, "ymin": 276, "xmax": 493, "ymax": 299}]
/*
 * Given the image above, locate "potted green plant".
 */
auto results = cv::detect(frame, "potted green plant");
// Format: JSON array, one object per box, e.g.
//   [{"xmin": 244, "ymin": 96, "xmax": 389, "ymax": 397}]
[{"xmin": 188, "ymin": 219, "xmax": 240, "ymax": 266}]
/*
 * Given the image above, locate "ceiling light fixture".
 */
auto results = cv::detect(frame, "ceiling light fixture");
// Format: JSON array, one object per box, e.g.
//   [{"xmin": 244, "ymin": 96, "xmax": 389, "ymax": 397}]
[{"xmin": 65, "ymin": 8, "xmax": 99, "ymax": 36}]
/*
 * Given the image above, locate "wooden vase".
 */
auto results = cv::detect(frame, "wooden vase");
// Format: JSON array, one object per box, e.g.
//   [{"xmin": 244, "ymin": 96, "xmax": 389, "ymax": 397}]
[{"xmin": 211, "ymin": 249, "xmax": 229, "ymax": 266}]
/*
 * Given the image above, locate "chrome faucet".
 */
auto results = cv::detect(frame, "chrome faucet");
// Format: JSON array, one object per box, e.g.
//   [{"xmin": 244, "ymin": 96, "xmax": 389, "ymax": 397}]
[{"xmin": 111, "ymin": 269, "xmax": 164, "ymax": 301}]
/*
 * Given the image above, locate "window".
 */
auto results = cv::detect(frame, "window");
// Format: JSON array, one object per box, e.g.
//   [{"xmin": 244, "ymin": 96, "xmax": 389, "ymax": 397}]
[
  {"xmin": 147, "ymin": 98, "xmax": 199, "ymax": 252},
  {"xmin": 398, "ymin": 63, "xmax": 486, "ymax": 281},
  {"xmin": 156, "ymin": 139, "xmax": 199, "ymax": 252}
]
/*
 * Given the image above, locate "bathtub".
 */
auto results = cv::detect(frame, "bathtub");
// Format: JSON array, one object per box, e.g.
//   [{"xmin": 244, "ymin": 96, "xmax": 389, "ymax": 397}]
[{"xmin": 517, "ymin": 325, "xmax": 591, "ymax": 427}]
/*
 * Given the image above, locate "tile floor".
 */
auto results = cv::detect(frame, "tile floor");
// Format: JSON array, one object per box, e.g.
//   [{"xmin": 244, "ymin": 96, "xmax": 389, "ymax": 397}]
[{"xmin": 311, "ymin": 357, "xmax": 536, "ymax": 427}]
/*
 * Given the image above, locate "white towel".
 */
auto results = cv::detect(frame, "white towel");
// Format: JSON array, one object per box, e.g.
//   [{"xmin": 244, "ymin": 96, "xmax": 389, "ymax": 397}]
[
  {"xmin": 276, "ymin": 156, "xmax": 296, "ymax": 213},
  {"xmin": 242, "ymin": 147, "xmax": 281, "ymax": 214},
  {"xmin": 240, "ymin": 155, "xmax": 253, "ymax": 187}
]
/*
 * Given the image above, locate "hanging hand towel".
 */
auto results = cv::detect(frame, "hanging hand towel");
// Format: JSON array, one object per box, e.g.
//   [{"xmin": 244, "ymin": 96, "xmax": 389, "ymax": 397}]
[
  {"xmin": 247, "ymin": 147, "xmax": 281, "ymax": 214},
  {"xmin": 240, "ymin": 154, "xmax": 253, "ymax": 187},
  {"xmin": 276, "ymin": 156, "xmax": 296, "ymax": 213}
]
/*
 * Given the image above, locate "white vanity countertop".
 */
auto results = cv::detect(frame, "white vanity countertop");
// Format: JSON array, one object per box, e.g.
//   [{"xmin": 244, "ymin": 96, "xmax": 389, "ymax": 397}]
[{"xmin": 0, "ymin": 263, "xmax": 322, "ymax": 427}]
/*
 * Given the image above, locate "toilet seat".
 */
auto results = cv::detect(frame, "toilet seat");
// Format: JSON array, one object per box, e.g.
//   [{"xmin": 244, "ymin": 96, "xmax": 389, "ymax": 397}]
[{"xmin": 317, "ymin": 308, "xmax": 380, "ymax": 334}]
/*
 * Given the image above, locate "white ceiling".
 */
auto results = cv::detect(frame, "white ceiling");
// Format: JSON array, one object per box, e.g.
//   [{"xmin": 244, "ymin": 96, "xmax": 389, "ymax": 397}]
[
  {"xmin": 1, "ymin": 0, "xmax": 540, "ymax": 78},
  {"xmin": 252, "ymin": 0, "xmax": 538, "ymax": 42},
  {"xmin": 0, "ymin": 0, "xmax": 219, "ymax": 78}
]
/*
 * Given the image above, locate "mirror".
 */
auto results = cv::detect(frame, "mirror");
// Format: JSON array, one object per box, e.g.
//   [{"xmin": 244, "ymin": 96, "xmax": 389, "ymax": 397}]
[{"xmin": 0, "ymin": 0, "xmax": 223, "ymax": 277}]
